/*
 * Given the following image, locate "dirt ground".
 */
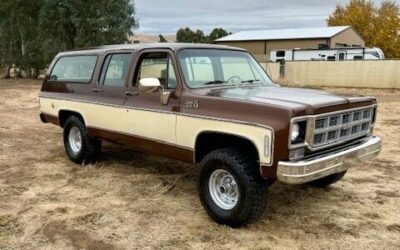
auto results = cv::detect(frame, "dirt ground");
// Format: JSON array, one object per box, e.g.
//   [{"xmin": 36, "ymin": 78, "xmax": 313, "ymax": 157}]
[{"xmin": 0, "ymin": 79, "xmax": 399, "ymax": 250}]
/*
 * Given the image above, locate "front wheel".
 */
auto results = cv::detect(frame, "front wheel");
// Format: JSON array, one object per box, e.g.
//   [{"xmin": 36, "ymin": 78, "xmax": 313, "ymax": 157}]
[
  {"xmin": 198, "ymin": 148, "xmax": 269, "ymax": 227},
  {"xmin": 63, "ymin": 116, "xmax": 101, "ymax": 164}
]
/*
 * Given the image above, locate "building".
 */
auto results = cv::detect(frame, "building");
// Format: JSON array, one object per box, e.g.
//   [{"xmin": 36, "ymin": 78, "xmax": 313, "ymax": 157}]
[{"xmin": 215, "ymin": 26, "xmax": 365, "ymax": 61}]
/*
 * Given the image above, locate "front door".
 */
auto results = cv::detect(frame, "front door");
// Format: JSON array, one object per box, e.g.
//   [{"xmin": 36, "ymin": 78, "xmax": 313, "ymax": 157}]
[{"xmin": 124, "ymin": 49, "xmax": 181, "ymax": 145}]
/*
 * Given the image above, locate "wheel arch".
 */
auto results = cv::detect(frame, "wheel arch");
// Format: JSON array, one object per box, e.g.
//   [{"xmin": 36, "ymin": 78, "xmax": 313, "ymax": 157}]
[
  {"xmin": 194, "ymin": 131, "xmax": 260, "ymax": 164},
  {"xmin": 58, "ymin": 109, "xmax": 86, "ymax": 128}
]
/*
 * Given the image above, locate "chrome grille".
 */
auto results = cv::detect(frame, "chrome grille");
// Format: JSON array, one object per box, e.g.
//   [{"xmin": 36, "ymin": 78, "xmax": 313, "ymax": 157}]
[{"xmin": 312, "ymin": 107, "xmax": 374, "ymax": 148}]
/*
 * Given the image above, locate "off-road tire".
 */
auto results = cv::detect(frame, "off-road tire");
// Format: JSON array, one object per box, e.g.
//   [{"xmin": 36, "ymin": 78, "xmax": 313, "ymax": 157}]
[
  {"xmin": 198, "ymin": 148, "xmax": 269, "ymax": 227},
  {"xmin": 63, "ymin": 116, "xmax": 101, "ymax": 164},
  {"xmin": 308, "ymin": 171, "xmax": 347, "ymax": 188}
]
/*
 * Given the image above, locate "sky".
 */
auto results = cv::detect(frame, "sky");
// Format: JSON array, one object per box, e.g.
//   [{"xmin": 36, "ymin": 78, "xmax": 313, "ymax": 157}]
[{"xmin": 134, "ymin": 0, "xmax": 380, "ymax": 35}]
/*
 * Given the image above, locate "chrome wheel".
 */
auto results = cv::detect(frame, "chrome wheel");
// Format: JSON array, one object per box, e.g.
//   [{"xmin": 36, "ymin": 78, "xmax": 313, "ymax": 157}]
[
  {"xmin": 68, "ymin": 126, "xmax": 82, "ymax": 154},
  {"xmin": 208, "ymin": 169, "xmax": 239, "ymax": 210}
]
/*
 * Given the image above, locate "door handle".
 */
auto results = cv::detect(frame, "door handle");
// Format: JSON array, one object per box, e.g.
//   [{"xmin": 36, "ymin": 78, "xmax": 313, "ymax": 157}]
[
  {"xmin": 92, "ymin": 88, "xmax": 103, "ymax": 93},
  {"xmin": 126, "ymin": 91, "xmax": 139, "ymax": 96}
]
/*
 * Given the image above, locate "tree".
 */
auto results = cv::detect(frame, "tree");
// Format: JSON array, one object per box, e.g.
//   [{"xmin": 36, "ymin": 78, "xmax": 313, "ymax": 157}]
[
  {"xmin": 328, "ymin": 0, "xmax": 400, "ymax": 58},
  {"xmin": 158, "ymin": 34, "xmax": 167, "ymax": 42},
  {"xmin": 176, "ymin": 27, "xmax": 197, "ymax": 43},
  {"xmin": 176, "ymin": 27, "xmax": 229, "ymax": 43},
  {"xmin": 208, "ymin": 28, "xmax": 229, "ymax": 42},
  {"xmin": 374, "ymin": 1, "xmax": 400, "ymax": 58},
  {"xmin": 0, "ymin": 0, "xmax": 44, "ymax": 78},
  {"xmin": 194, "ymin": 29, "xmax": 206, "ymax": 43},
  {"xmin": 0, "ymin": 0, "xmax": 138, "ymax": 78},
  {"xmin": 40, "ymin": 0, "xmax": 138, "ymax": 62}
]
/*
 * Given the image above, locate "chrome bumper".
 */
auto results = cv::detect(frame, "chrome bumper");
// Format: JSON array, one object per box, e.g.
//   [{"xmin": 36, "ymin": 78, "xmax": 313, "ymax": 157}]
[{"xmin": 277, "ymin": 136, "xmax": 382, "ymax": 184}]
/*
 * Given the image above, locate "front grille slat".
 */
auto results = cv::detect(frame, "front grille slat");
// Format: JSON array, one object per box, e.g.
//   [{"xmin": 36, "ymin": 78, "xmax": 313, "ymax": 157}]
[{"xmin": 312, "ymin": 107, "xmax": 373, "ymax": 149}]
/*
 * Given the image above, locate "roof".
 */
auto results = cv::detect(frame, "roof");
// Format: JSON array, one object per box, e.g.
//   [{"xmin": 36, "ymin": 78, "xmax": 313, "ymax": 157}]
[
  {"xmin": 215, "ymin": 26, "xmax": 351, "ymax": 42},
  {"xmin": 59, "ymin": 43, "xmax": 246, "ymax": 56}
]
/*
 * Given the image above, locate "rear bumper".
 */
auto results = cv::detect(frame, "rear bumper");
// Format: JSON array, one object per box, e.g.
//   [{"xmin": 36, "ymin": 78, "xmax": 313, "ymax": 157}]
[{"xmin": 277, "ymin": 136, "xmax": 382, "ymax": 184}]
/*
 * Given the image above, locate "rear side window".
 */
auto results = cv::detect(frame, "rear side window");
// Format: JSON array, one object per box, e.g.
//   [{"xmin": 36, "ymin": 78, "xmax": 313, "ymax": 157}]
[
  {"xmin": 50, "ymin": 56, "xmax": 97, "ymax": 83},
  {"xmin": 99, "ymin": 53, "xmax": 132, "ymax": 87}
]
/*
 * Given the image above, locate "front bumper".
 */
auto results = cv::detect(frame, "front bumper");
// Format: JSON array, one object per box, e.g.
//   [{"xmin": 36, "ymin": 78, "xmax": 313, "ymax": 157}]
[{"xmin": 277, "ymin": 136, "xmax": 382, "ymax": 184}]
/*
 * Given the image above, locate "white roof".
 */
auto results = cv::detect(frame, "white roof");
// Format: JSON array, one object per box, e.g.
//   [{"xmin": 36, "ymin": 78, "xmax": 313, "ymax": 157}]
[{"xmin": 216, "ymin": 26, "xmax": 350, "ymax": 42}]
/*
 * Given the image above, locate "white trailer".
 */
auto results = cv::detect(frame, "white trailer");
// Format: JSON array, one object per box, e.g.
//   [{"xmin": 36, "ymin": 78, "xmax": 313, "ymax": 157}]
[{"xmin": 270, "ymin": 47, "xmax": 385, "ymax": 62}]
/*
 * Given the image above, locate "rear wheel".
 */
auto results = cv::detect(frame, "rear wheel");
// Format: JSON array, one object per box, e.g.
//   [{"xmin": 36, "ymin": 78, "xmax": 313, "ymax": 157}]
[
  {"xmin": 308, "ymin": 171, "xmax": 347, "ymax": 188},
  {"xmin": 198, "ymin": 148, "xmax": 269, "ymax": 227},
  {"xmin": 63, "ymin": 116, "xmax": 101, "ymax": 164}
]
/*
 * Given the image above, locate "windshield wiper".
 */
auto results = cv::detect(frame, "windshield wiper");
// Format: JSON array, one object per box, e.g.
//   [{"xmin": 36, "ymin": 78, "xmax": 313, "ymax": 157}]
[
  {"xmin": 241, "ymin": 79, "xmax": 262, "ymax": 84},
  {"xmin": 204, "ymin": 80, "xmax": 226, "ymax": 85}
]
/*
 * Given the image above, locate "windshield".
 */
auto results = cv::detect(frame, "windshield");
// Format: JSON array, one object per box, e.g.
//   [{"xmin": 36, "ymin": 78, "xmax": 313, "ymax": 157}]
[{"xmin": 178, "ymin": 49, "xmax": 274, "ymax": 88}]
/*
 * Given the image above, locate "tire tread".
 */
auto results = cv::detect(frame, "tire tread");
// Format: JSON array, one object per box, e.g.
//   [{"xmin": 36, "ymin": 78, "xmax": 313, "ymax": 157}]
[
  {"xmin": 198, "ymin": 148, "xmax": 270, "ymax": 226},
  {"xmin": 63, "ymin": 116, "xmax": 101, "ymax": 164}
]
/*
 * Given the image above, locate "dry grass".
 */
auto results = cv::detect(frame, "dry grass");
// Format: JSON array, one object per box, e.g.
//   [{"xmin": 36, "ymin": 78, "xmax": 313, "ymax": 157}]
[{"xmin": 0, "ymin": 79, "xmax": 399, "ymax": 249}]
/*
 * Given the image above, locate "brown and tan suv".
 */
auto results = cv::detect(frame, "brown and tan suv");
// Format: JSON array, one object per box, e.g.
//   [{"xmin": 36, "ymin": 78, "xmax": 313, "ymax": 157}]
[{"xmin": 39, "ymin": 43, "xmax": 382, "ymax": 226}]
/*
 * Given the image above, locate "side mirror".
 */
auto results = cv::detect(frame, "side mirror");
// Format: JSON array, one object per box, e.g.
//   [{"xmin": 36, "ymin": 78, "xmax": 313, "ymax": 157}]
[
  {"xmin": 138, "ymin": 78, "xmax": 161, "ymax": 93},
  {"xmin": 138, "ymin": 77, "xmax": 171, "ymax": 105}
]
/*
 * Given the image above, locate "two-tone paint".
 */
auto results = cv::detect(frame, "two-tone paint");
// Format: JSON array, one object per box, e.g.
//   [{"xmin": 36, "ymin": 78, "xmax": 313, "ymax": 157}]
[{"xmin": 39, "ymin": 43, "xmax": 377, "ymax": 179}]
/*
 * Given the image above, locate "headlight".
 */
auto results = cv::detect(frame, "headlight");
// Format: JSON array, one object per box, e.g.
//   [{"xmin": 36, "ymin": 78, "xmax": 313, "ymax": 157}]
[
  {"xmin": 290, "ymin": 121, "xmax": 307, "ymax": 144},
  {"xmin": 291, "ymin": 123, "xmax": 300, "ymax": 142}
]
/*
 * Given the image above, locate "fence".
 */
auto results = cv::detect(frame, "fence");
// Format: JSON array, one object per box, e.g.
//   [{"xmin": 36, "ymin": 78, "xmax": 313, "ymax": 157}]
[{"xmin": 264, "ymin": 60, "xmax": 400, "ymax": 89}]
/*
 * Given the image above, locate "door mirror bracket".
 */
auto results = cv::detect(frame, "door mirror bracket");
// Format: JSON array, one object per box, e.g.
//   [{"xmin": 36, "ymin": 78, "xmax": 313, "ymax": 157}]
[{"xmin": 160, "ymin": 91, "xmax": 171, "ymax": 105}]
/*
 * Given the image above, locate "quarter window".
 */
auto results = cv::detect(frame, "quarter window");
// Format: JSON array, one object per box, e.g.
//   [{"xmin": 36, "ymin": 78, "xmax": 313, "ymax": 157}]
[
  {"xmin": 50, "ymin": 56, "xmax": 97, "ymax": 83},
  {"xmin": 100, "ymin": 53, "xmax": 132, "ymax": 87}
]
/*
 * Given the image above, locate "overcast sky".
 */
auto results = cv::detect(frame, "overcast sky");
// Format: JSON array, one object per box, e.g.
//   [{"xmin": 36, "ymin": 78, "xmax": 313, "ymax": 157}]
[
  {"xmin": 134, "ymin": 0, "xmax": 386, "ymax": 34},
  {"xmin": 134, "ymin": 0, "xmax": 382, "ymax": 34}
]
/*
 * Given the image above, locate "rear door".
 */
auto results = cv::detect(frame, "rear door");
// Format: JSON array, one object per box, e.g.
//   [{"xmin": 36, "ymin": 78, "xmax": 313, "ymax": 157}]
[{"xmin": 90, "ymin": 51, "xmax": 134, "ymax": 132}]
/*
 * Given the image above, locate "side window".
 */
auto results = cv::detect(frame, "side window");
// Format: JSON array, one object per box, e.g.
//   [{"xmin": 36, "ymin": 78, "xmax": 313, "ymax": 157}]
[
  {"xmin": 276, "ymin": 51, "xmax": 285, "ymax": 57},
  {"xmin": 137, "ymin": 53, "xmax": 177, "ymax": 89},
  {"xmin": 327, "ymin": 56, "xmax": 336, "ymax": 61},
  {"xmin": 50, "ymin": 56, "xmax": 97, "ymax": 83},
  {"xmin": 100, "ymin": 53, "xmax": 132, "ymax": 87}
]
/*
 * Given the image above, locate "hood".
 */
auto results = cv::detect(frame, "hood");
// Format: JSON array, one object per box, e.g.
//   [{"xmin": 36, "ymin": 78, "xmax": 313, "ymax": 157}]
[{"xmin": 194, "ymin": 85, "xmax": 375, "ymax": 114}]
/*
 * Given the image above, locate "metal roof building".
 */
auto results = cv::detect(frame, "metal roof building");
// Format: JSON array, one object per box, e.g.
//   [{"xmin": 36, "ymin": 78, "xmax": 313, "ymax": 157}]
[{"xmin": 215, "ymin": 26, "xmax": 365, "ymax": 61}]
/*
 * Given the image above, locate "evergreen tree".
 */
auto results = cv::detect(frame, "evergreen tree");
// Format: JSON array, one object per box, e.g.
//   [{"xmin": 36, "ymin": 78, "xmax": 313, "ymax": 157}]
[
  {"xmin": 159, "ymin": 34, "xmax": 167, "ymax": 42},
  {"xmin": 176, "ymin": 27, "xmax": 229, "ymax": 43},
  {"xmin": 208, "ymin": 28, "xmax": 229, "ymax": 43},
  {"xmin": 0, "ymin": 0, "xmax": 138, "ymax": 78}
]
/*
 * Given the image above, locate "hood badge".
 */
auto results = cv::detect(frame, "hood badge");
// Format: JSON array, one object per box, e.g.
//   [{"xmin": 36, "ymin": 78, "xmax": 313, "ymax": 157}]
[{"xmin": 184, "ymin": 100, "xmax": 199, "ymax": 109}]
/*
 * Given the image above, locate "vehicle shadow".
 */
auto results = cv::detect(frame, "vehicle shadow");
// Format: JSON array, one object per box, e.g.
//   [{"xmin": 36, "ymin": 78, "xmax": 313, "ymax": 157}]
[{"xmin": 97, "ymin": 143, "xmax": 356, "ymax": 227}]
